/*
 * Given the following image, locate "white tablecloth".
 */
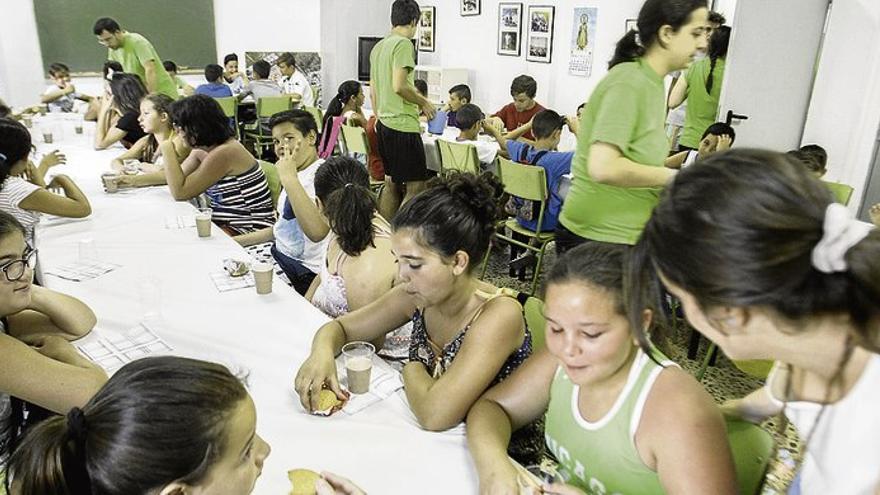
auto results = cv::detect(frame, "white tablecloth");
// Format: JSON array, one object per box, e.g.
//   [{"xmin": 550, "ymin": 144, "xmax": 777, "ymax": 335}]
[{"xmin": 29, "ymin": 115, "xmax": 478, "ymax": 494}]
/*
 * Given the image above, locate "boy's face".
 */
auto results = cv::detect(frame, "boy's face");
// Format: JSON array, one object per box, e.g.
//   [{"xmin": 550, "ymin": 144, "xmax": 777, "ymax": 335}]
[
  {"xmin": 225, "ymin": 60, "xmax": 239, "ymax": 74},
  {"xmin": 512, "ymin": 92, "xmax": 535, "ymax": 112},
  {"xmin": 277, "ymin": 62, "xmax": 294, "ymax": 77},
  {"xmin": 698, "ymin": 133, "xmax": 722, "ymax": 157},
  {"xmin": 448, "ymin": 93, "xmax": 466, "ymax": 111},
  {"xmin": 52, "ymin": 72, "xmax": 71, "ymax": 88}
]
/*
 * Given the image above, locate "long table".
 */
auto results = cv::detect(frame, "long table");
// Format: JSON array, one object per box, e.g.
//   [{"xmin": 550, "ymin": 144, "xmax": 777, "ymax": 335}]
[{"xmin": 30, "ymin": 114, "xmax": 478, "ymax": 494}]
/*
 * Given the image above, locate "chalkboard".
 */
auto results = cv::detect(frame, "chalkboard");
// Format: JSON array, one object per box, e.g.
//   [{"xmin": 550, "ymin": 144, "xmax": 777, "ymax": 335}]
[{"xmin": 33, "ymin": 0, "xmax": 217, "ymax": 74}]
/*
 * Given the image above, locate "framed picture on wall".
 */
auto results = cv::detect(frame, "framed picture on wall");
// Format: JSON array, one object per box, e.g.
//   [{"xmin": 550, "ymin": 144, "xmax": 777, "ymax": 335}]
[
  {"xmin": 461, "ymin": 0, "xmax": 480, "ymax": 16},
  {"xmin": 526, "ymin": 5, "xmax": 555, "ymax": 63},
  {"xmin": 497, "ymin": 2, "xmax": 522, "ymax": 56},
  {"xmin": 418, "ymin": 6, "xmax": 436, "ymax": 52},
  {"xmin": 625, "ymin": 18, "xmax": 638, "ymax": 33}
]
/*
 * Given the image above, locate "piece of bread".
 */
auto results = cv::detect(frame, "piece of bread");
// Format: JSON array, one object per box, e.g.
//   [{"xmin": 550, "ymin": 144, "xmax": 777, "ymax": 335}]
[
  {"xmin": 313, "ymin": 389, "xmax": 345, "ymax": 416},
  {"xmin": 288, "ymin": 469, "xmax": 320, "ymax": 495}
]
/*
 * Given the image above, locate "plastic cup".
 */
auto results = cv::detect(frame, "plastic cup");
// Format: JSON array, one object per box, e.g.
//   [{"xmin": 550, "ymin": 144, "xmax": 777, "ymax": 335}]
[
  {"xmin": 122, "ymin": 159, "xmax": 140, "ymax": 175},
  {"xmin": 22, "ymin": 116, "xmax": 33, "ymax": 128},
  {"xmin": 101, "ymin": 172, "xmax": 120, "ymax": 193},
  {"xmin": 252, "ymin": 262, "xmax": 273, "ymax": 295},
  {"xmin": 42, "ymin": 132, "xmax": 54, "ymax": 144},
  {"xmin": 427, "ymin": 109, "xmax": 448, "ymax": 135},
  {"xmin": 195, "ymin": 208, "xmax": 213, "ymax": 238},
  {"xmin": 341, "ymin": 342, "xmax": 375, "ymax": 394}
]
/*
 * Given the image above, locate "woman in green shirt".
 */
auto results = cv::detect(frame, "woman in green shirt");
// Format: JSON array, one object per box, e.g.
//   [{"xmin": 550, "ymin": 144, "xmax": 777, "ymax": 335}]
[
  {"xmin": 557, "ymin": 0, "xmax": 709, "ymax": 252},
  {"xmin": 467, "ymin": 243, "xmax": 736, "ymax": 495}
]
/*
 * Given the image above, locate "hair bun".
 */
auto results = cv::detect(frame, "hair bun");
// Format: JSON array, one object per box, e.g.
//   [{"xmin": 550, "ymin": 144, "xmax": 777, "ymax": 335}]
[{"xmin": 441, "ymin": 172, "xmax": 504, "ymax": 228}]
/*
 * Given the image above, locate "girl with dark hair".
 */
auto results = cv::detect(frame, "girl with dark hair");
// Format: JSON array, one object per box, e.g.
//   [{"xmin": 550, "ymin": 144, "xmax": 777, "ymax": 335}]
[
  {"xmin": 468, "ymin": 243, "xmax": 736, "ymax": 494},
  {"xmin": 295, "ymin": 172, "xmax": 541, "ymax": 460},
  {"xmin": 627, "ymin": 149, "xmax": 880, "ymax": 494},
  {"xmin": 317, "ymin": 80, "xmax": 367, "ymax": 159},
  {"xmin": 557, "ymin": 0, "xmax": 708, "ymax": 253},
  {"xmin": 0, "ymin": 118, "xmax": 91, "ymax": 244},
  {"xmin": 668, "ymin": 25, "xmax": 731, "ymax": 152},
  {"xmin": 94, "ymin": 72, "xmax": 148, "ymax": 150},
  {"xmin": 0, "ymin": 211, "xmax": 106, "ymax": 466},
  {"xmin": 162, "ymin": 95, "xmax": 275, "ymax": 235},
  {"xmin": 111, "ymin": 93, "xmax": 191, "ymax": 189}
]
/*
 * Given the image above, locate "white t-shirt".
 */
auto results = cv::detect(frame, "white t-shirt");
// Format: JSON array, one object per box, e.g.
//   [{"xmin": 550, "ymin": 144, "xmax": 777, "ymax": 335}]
[
  {"xmin": 273, "ymin": 159, "xmax": 328, "ymax": 274},
  {"xmin": 440, "ymin": 136, "xmax": 499, "ymax": 167},
  {"xmin": 43, "ymin": 85, "xmax": 78, "ymax": 113},
  {"xmin": 280, "ymin": 70, "xmax": 314, "ymax": 106},
  {"xmin": 765, "ymin": 354, "xmax": 880, "ymax": 494},
  {"xmin": 0, "ymin": 176, "xmax": 41, "ymax": 243}
]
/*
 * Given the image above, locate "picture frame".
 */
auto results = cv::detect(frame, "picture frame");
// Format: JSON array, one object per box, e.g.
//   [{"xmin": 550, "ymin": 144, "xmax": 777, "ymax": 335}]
[
  {"xmin": 418, "ymin": 6, "xmax": 436, "ymax": 52},
  {"xmin": 461, "ymin": 0, "xmax": 480, "ymax": 16},
  {"xmin": 526, "ymin": 5, "xmax": 555, "ymax": 63},
  {"xmin": 497, "ymin": 2, "xmax": 523, "ymax": 56},
  {"xmin": 625, "ymin": 18, "xmax": 638, "ymax": 34}
]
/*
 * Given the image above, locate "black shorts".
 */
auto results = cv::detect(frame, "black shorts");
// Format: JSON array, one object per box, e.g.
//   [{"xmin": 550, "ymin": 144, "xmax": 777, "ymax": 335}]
[{"xmin": 376, "ymin": 120, "xmax": 428, "ymax": 184}]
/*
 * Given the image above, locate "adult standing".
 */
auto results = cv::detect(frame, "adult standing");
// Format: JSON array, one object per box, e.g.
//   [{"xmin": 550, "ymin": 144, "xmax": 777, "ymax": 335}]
[
  {"xmin": 369, "ymin": 0, "xmax": 436, "ymax": 220},
  {"xmin": 277, "ymin": 53, "xmax": 314, "ymax": 107},
  {"xmin": 93, "ymin": 18, "xmax": 179, "ymax": 100},
  {"xmin": 556, "ymin": 0, "xmax": 708, "ymax": 253}
]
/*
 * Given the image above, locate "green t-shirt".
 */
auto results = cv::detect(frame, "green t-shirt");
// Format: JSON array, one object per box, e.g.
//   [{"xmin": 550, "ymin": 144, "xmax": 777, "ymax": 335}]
[
  {"xmin": 369, "ymin": 34, "xmax": 420, "ymax": 133},
  {"xmin": 108, "ymin": 32, "xmax": 179, "ymax": 100},
  {"xmin": 559, "ymin": 59, "xmax": 668, "ymax": 245},
  {"xmin": 679, "ymin": 57, "xmax": 725, "ymax": 149}
]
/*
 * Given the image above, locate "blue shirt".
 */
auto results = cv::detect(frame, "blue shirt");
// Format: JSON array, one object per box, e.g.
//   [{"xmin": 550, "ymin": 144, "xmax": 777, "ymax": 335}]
[
  {"xmin": 506, "ymin": 140, "xmax": 573, "ymax": 232},
  {"xmin": 195, "ymin": 82, "xmax": 233, "ymax": 98},
  {"xmin": 447, "ymin": 110, "xmax": 459, "ymax": 128}
]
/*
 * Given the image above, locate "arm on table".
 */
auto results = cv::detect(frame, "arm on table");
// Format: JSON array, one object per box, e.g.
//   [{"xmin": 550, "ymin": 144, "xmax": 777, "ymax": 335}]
[{"xmin": 19, "ymin": 175, "xmax": 91, "ymax": 218}]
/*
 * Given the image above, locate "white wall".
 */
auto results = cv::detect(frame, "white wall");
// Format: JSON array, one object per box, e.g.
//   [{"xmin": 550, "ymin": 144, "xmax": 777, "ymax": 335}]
[
  {"xmin": 802, "ymin": 0, "xmax": 880, "ymax": 211},
  {"xmin": 0, "ymin": 0, "xmax": 45, "ymax": 107}
]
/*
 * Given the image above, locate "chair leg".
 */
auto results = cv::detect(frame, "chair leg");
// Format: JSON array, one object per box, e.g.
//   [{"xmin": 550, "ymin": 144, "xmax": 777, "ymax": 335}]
[
  {"xmin": 695, "ymin": 342, "xmax": 718, "ymax": 382},
  {"xmin": 687, "ymin": 329, "xmax": 702, "ymax": 360},
  {"xmin": 479, "ymin": 238, "xmax": 493, "ymax": 279},
  {"xmin": 528, "ymin": 242, "xmax": 548, "ymax": 296}
]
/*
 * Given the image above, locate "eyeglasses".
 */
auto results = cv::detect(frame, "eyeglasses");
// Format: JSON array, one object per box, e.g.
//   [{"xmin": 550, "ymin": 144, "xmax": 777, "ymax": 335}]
[{"xmin": 1, "ymin": 248, "xmax": 37, "ymax": 282}]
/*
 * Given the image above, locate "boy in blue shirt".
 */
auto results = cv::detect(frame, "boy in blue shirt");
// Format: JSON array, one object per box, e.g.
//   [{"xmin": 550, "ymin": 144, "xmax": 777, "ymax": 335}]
[{"xmin": 194, "ymin": 64, "xmax": 233, "ymax": 98}]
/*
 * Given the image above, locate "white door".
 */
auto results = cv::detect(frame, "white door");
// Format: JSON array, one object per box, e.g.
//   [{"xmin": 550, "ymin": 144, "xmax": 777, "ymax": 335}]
[{"xmin": 716, "ymin": 0, "xmax": 830, "ymax": 149}]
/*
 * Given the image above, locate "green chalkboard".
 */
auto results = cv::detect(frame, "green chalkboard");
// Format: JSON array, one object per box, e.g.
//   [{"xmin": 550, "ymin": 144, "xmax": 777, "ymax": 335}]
[{"xmin": 33, "ymin": 0, "xmax": 217, "ymax": 74}]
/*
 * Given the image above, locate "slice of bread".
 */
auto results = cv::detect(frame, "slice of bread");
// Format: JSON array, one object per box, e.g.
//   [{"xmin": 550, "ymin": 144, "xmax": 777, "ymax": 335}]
[{"xmin": 288, "ymin": 468, "xmax": 320, "ymax": 495}]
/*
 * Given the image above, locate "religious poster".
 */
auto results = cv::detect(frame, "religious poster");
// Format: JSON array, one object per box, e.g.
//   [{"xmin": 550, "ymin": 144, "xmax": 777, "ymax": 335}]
[{"xmin": 569, "ymin": 7, "xmax": 598, "ymax": 77}]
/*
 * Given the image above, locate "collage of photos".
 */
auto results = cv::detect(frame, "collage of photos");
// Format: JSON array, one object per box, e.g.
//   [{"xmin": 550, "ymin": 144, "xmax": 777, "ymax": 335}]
[
  {"xmin": 497, "ymin": 2, "xmax": 522, "ymax": 56},
  {"xmin": 418, "ymin": 6, "xmax": 436, "ymax": 52},
  {"xmin": 526, "ymin": 5, "xmax": 555, "ymax": 63}
]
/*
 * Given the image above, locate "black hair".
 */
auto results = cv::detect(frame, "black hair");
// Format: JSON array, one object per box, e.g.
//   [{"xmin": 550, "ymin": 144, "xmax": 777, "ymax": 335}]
[
  {"xmin": 708, "ymin": 10, "xmax": 726, "ymax": 25},
  {"xmin": 314, "ymin": 157, "xmax": 376, "ymax": 256},
  {"xmin": 449, "ymin": 84, "xmax": 471, "ymax": 103},
  {"xmin": 546, "ymin": 242, "xmax": 629, "ymax": 315},
  {"xmin": 414, "ymin": 79, "xmax": 428, "ymax": 97},
  {"xmin": 0, "ymin": 118, "xmax": 33, "ymax": 185},
  {"xmin": 162, "ymin": 60, "xmax": 178, "ymax": 73},
  {"xmin": 92, "ymin": 17, "xmax": 121, "ymax": 35},
  {"xmin": 48, "ymin": 63, "xmax": 70, "ymax": 77},
  {"xmin": 170, "ymin": 95, "xmax": 234, "ymax": 147},
  {"xmin": 321, "ymin": 80, "xmax": 362, "ymax": 152},
  {"xmin": 701, "ymin": 121, "xmax": 735, "ymax": 143},
  {"xmin": 510, "ymin": 75, "xmax": 537, "ymax": 98},
  {"xmin": 102, "ymin": 60, "xmax": 123, "ymax": 79},
  {"xmin": 392, "ymin": 172, "xmax": 504, "ymax": 272},
  {"xmin": 204, "ymin": 64, "xmax": 224, "ymax": 83},
  {"xmin": 223, "ymin": 53, "xmax": 238, "ymax": 65},
  {"xmin": 454, "ymin": 103, "xmax": 484, "ymax": 131},
  {"xmin": 0, "ymin": 210, "xmax": 26, "ymax": 239},
  {"xmin": 391, "ymin": 0, "xmax": 421, "ymax": 27},
  {"xmin": 141, "ymin": 94, "xmax": 176, "ymax": 162},
  {"xmin": 609, "ymin": 0, "xmax": 707, "ymax": 69},
  {"xmin": 277, "ymin": 52, "xmax": 297, "ymax": 68},
  {"xmin": 252, "ymin": 60, "xmax": 271, "ymax": 79},
  {"xmin": 109, "ymin": 73, "xmax": 147, "ymax": 116},
  {"xmin": 799, "ymin": 144, "xmax": 828, "ymax": 170},
  {"xmin": 626, "ymin": 149, "xmax": 880, "ymax": 352},
  {"xmin": 705, "ymin": 25, "xmax": 730, "ymax": 93},
  {"xmin": 6, "ymin": 356, "xmax": 248, "ymax": 495},
  {"xmin": 787, "ymin": 149, "xmax": 826, "ymax": 175},
  {"xmin": 531, "ymin": 109, "xmax": 566, "ymax": 140},
  {"xmin": 269, "ymin": 109, "xmax": 319, "ymax": 151}
]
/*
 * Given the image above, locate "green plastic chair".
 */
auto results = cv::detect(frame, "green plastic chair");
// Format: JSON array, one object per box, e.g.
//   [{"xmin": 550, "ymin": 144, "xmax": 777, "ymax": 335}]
[
  {"xmin": 727, "ymin": 419, "xmax": 775, "ymax": 495},
  {"xmin": 521, "ymin": 295, "xmax": 546, "ymax": 351},
  {"xmin": 243, "ymin": 96, "xmax": 293, "ymax": 158},
  {"xmin": 437, "ymin": 139, "xmax": 481, "ymax": 175},
  {"xmin": 258, "ymin": 160, "xmax": 282, "ymax": 209},
  {"xmin": 303, "ymin": 105, "xmax": 324, "ymax": 131},
  {"xmin": 213, "ymin": 96, "xmax": 239, "ymax": 139},
  {"xmin": 341, "ymin": 123, "xmax": 370, "ymax": 155},
  {"xmin": 823, "ymin": 180, "xmax": 854, "ymax": 205},
  {"xmin": 480, "ymin": 158, "xmax": 555, "ymax": 295}
]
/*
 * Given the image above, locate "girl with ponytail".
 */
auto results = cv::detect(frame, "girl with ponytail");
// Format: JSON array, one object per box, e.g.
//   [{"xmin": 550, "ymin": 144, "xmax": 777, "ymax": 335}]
[
  {"xmin": 558, "ymin": 0, "xmax": 708, "ymax": 253},
  {"xmin": 626, "ymin": 149, "xmax": 880, "ymax": 494},
  {"xmin": 668, "ymin": 24, "xmax": 731, "ymax": 152},
  {"xmin": 296, "ymin": 172, "xmax": 541, "ymax": 459},
  {"xmin": 317, "ymin": 81, "xmax": 366, "ymax": 159}
]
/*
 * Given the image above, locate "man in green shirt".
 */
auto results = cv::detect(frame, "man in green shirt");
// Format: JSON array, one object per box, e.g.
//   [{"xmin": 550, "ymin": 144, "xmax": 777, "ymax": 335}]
[
  {"xmin": 370, "ymin": 0, "xmax": 436, "ymax": 219},
  {"xmin": 93, "ymin": 18, "xmax": 179, "ymax": 100}
]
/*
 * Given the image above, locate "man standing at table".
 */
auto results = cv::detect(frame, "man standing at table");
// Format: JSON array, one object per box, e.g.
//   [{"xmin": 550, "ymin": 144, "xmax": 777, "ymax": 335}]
[
  {"xmin": 93, "ymin": 18, "xmax": 179, "ymax": 100},
  {"xmin": 370, "ymin": 0, "xmax": 436, "ymax": 219}
]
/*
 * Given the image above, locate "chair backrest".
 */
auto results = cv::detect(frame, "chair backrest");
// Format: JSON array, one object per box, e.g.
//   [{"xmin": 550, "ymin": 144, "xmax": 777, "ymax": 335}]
[
  {"xmin": 727, "ymin": 419, "xmax": 775, "ymax": 495},
  {"xmin": 214, "ymin": 96, "xmax": 236, "ymax": 118},
  {"xmin": 258, "ymin": 160, "xmax": 282, "ymax": 209},
  {"xmin": 521, "ymin": 295, "xmax": 546, "ymax": 351},
  {"xmin": 498, "ymin": 158, "xmax": 548, "ymax": 202},
  {"xmin": 256, "ymin": 96, "xmax": 293, "ymax": 118},
  {"xmin": 303, "ymin": 106, "xmax": 324, "ymax": 131},
  {"xmin": 822, "ymin": 180, "xmax": 854, "ymax": 205},
  {"xmin": 437, "ymin": 139, "xmax": 480, "ymax": 175},
  {"xmin": 341, "ymin": 124, "xmax": 370, "ymax": 155},
  {"xmin": 318, "ymin": 115, "xmax": 346, "ymax": 159}
]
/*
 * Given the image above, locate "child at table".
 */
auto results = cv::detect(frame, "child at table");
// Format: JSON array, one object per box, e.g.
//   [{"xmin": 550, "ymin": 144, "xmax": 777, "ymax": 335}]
[
  {"xmin": 0, "ymin": 118, "xmax": 91, "ymax": 244},
  {"xmin": 491, "ymin": 75, "xmax": 545, "ymax": 140},
  {"xmin": 442, "ymin": 103, "xmax": 507, "ymax": 169},
  {"xmin": 443, "ymin": 84, "xmax": 471, "ymax": 128},
  {"xmin": 40, "ymin": 63, "xmax": 95, "ymax": 114},
  {"xmin": 94, "ymin": 73, "xmax": 148, "ymax": 150},
  {"xmin": 664, "ymin": 121, "xmax": 734, "ymax": 169},
  {"xmin": 195, "ymin": 64, "xmax": 234, "ymax": 98},
  {"xmin": 163, "ymin": 60, "xmax": 195, "ymax": 97},
  {"xmin": 317, "ymin": 80, "xmax": 367, "ymax": 159},
  {"xmin": 295, "ymin": 172, "xmax": 542, "ymax": 462},
  {"xmin": 0, "ymin": 211, "xmax": 107, "ymax": 465},
  {"xmin": 222, "ymin": 53, "xmax": 248, "ymax": 95}
]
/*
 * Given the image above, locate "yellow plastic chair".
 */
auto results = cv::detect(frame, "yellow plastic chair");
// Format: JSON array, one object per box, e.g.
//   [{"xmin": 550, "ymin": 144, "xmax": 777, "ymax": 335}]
[
  {"xmin": 696, "ymin": 342, "xmax": 773, "ymax": 381},
  {"xmin": 213, "ymin": 96, "xmax": 239, "ymax": 139},
  {"xmin": 823, "ymin": 180, "xmax": 854, "ymax": 205},
  {"xmin": 258, "ymin": 160, "xmax": 282, "ymax": 209},
  {"xmin": 437, "ymin": 139, "xmax": 481, "ymax": 175},
  {"xmin": 727, "ymin": 419, "xmax": 775, "ymax": 495},
  {"xmin": 243, "ymin": 96, "xmax": 293, "ymax": 158},
  {"xmin": 480, "ymin": 158, "xmax": 555, "ymax": 295},
  {"xmin": 521, "ymin": 295, "xmax": 546, "ymax": 351},
  {"xmin": 340, "ymin": 124, "xmax": 383, "ymax": 194},
  {"xmin": 303, "ymin": 105, "xmax": 324, "ymax": 131}
]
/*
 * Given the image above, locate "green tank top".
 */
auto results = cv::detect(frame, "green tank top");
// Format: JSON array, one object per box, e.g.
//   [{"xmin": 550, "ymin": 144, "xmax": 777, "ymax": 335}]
[{"xmin": 544, "ymin": 349, "xmax": 674, "ymax": 495}]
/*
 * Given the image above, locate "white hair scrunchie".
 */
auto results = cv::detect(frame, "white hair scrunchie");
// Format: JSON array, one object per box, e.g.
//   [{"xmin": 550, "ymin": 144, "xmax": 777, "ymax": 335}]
[{"xmin": 811, "ymin": 203, "xmax": 874, "ymax": 273}]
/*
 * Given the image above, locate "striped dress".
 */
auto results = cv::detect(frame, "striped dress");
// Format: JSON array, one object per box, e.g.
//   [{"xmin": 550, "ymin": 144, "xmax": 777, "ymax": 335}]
[{"xmin": 204, "ymin": 164, "xmax": 275, "ymax": 235}]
